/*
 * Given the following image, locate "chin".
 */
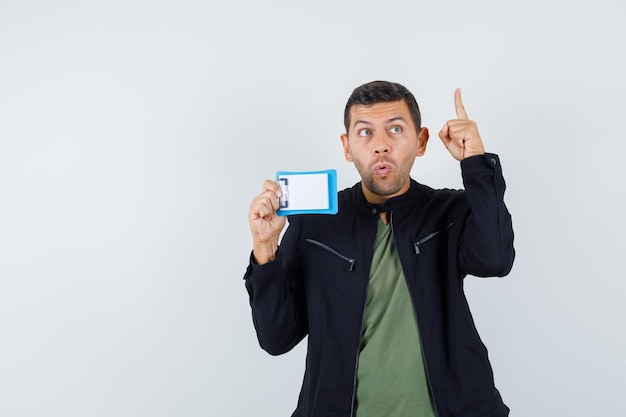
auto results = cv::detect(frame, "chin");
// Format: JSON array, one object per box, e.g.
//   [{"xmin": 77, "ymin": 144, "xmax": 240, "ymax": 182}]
[{"xmin": 371, "ymin": 183, "xmax": 402, "ymax": 197}]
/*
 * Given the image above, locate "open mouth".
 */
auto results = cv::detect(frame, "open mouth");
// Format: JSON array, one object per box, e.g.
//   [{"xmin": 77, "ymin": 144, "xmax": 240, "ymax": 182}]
[{"xmin": 373, "ymin": 162, "xmax": 393, "ymax": 176}]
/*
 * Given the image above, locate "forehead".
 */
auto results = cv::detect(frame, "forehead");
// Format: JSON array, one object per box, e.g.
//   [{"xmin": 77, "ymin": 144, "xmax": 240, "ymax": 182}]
[{"xmin": 348, "ymin": 100, "xmax": 411, "ymax": 128}]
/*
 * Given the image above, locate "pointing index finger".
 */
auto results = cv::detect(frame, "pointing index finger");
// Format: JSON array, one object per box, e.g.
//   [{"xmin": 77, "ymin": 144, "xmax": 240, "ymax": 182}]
[{"xmin": 454, "ymin": 88, "xmax": 468, "ymax": 120}]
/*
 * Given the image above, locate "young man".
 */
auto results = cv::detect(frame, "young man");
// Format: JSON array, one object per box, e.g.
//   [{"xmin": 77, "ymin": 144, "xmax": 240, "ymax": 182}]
[{"xmin": 245, "ymin": 81, "xmax": 515, "ymax": 417}]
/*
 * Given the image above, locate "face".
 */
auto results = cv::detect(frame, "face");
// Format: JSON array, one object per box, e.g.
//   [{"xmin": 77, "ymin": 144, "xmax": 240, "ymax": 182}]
[{"xmin": 340, "ymin": 100, "xmax": 429, "ymax": 205}]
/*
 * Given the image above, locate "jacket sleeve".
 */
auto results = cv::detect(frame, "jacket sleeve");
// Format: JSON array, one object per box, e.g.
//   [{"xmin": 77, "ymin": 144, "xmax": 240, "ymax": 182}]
[
  {"xmin": 458, "ymin": 153, "xmax": 515, "ymax": 277},
  {"xmin": 243, "ymin": 219, "xmax": 309, "ymax": 355}
]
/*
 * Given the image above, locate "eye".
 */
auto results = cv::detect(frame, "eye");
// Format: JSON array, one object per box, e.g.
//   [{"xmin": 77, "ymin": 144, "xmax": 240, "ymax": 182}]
[
  {"xmin": 390, "ymin": 126, "xmax": 402, "ymax": 134},
  {"xmin": 358, "ymin": 128, "xmax": 372, "ymax": 137}
]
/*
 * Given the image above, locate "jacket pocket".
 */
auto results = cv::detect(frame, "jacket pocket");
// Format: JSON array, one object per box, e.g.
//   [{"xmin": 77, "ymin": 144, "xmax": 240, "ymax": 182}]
[
  {"xmin": 305, "ymin": 239, "xmax": 355, "ymax": 272},
  {"xmin": 413, "ymin": 222, "xmax": 453, "ymax": 254}
]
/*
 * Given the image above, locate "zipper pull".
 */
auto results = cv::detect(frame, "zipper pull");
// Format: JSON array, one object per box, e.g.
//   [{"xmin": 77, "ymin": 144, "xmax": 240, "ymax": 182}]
[
  {"xmin": 414, "ymin": 223, "xmax": 452, "ymax": 255},
  {"xmin": 348, "ymin": 259, "xmax": 355, "ymax": 271},
  {"xmin": 414, "ymin": 242, "xmax": 421, "ymax": 255}
]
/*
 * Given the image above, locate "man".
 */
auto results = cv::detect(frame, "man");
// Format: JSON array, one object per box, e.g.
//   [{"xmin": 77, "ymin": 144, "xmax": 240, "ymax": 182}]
[{"xmin": 244, "ymin": 81, "xmax": 515, "ymax": 417}]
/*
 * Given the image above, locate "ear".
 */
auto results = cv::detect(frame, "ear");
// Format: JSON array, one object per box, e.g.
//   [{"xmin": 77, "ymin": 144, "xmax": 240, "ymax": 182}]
[
  {"xmin": 340, "ymin": 133, "xmax": 353, "ymax": 162},
  {"xmin": 416, "ymin": 127, "xmax": 429, "ymax": 157}
]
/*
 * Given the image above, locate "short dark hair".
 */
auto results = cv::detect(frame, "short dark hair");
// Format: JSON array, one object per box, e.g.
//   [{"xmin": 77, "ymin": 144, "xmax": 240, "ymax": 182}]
[{"xmin": 343, "ymin": 80, "xmax": 422, "ymax": 133}]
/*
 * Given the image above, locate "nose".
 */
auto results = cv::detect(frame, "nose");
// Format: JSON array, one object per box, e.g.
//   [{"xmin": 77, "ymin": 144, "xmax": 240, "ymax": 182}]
[{"xmin": 372, "ymin": 132, "xmax": 389, "ymax": 154}]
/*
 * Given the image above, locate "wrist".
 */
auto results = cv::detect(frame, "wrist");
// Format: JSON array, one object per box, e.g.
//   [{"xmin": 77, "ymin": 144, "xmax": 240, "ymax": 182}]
[{"xmin": 253, "ymin": 242, "xmax": 279, "ymax": 265}]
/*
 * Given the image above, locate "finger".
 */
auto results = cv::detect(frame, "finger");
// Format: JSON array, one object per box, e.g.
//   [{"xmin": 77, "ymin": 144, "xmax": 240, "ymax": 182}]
[
  {"xmin": 262, "ymin": 179, "xmax": 282, "ymax": 198},
  {"xmin": 454, "ymin": 88, "xmax": 469, "ymax": 120},
  {"xmin": 251, "ymin": 195, "xmax": 277, "ymax": 221},
  {"xmin": 252, "ymin": 184, "xmax": 282, "ymax": 212},
  {"xmin": 446, "ymin": 119, "xmax": 477, "ymax": 140},
  {"xmin": 438, "ymin": 123, "xmax": 449, "ymax": 140},
  {"xmin": 438, "ymin": 123, "xmax": 451, "ymax": 145},
  {"xmin": 263, "ymin": 189, "xmax": 282, "ymax": 213}
]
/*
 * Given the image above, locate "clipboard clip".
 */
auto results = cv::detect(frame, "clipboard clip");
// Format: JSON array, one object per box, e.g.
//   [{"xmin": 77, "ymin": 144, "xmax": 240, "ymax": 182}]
[{"xmin": 277, "ymin": 178, "xmax": 289, "ymax": 208}]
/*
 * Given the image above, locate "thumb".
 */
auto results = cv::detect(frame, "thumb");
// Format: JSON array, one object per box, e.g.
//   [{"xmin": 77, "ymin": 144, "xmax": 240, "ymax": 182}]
[{"xmin": 438, "ymin": 123, "xmax": 449, "ymax": 140}]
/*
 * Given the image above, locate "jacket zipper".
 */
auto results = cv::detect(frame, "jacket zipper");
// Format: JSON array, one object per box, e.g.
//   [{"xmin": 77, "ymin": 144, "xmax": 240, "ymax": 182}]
[
  {"xmin": 414, "ymin": 222, "xmax": 453, "ymax": 254},
  {"xmin": 348, "ymin": 220, "xmax": 378, "ymax": 417},
  {"xmin": 349, "ymin": 286, "xmax": 368, "ymax": 417},
  {"xmin": 391, "ymin": 211, "xmax": 441, "ymax": 417},
  {"xmin": 304, "ymin": 239, "xmax": 355, "ymax": 271}
]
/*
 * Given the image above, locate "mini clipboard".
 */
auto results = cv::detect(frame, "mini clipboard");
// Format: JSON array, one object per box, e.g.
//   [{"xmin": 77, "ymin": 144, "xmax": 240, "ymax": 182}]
[{"xmin": 276, "ymin": 169, "xmax": 338, "ymax": 216}]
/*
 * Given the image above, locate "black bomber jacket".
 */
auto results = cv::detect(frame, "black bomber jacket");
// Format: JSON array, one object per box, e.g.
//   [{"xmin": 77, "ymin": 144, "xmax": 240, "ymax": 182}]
[{"xmin": 244, "ymin": 154, "xmax": 515, "ymax": 417}]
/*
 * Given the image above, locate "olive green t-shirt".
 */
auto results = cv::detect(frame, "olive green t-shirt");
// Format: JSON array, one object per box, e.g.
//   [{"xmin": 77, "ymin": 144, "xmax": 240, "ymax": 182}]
[{"xmin": 354, "ymin": 219, "xmax": 437, "ymax": 417}]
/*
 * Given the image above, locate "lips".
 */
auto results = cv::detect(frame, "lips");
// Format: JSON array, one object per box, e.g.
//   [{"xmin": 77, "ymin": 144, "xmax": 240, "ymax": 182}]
[{"xmin": 373, "ymin": 161, "xmax": 394, "ymax": 176}]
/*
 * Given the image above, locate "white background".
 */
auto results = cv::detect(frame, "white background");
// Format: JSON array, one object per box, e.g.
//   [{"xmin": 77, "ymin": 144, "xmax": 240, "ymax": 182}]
[{"xmin": 1, "ymin": 1, "xmax": 625, "ymax": 416}]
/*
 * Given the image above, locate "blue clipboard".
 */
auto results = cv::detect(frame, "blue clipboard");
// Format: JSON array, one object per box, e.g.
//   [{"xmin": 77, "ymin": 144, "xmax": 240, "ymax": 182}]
[{"xmin": 276, "ymin": 169, "xmax": 338, "ymax": 216}]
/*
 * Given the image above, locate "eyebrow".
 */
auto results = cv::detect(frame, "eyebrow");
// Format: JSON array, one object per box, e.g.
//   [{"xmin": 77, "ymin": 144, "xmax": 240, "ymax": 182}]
[{"xmin": 353, "ymin": 116, "xmax": 407, "ymax": 128}]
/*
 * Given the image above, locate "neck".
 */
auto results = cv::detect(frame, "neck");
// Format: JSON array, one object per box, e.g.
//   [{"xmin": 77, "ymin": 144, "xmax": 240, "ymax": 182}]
[{"xmin": 361, "ymin": 186, "xmax": 389, "ymax": 206}]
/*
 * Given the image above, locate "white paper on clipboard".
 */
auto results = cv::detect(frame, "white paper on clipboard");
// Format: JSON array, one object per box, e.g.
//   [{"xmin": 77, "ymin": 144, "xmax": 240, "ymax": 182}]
[{"xmin": 276, "ymin": 169, "xmax": 338, "ymax": 216}]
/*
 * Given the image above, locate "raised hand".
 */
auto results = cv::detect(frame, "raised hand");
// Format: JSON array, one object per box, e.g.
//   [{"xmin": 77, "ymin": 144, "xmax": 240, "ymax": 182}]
[
  {"xmin": 249, "ymin": 179, "xmax": 287, "ymax": 264},
  {"xmin": 438, "ymin": 88, "xmax": 485, "ymax": 161}
]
